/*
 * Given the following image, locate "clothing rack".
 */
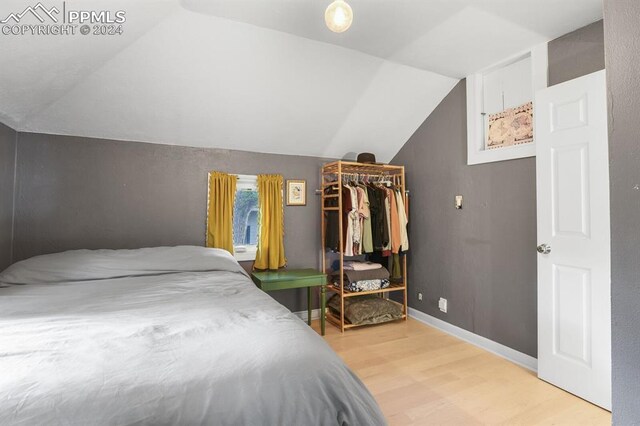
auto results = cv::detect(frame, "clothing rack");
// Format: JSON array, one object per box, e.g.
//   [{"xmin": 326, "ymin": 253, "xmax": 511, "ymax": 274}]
[{"xmin": 321, "ymin": 160, "xmax": 408, "ymax": 332}]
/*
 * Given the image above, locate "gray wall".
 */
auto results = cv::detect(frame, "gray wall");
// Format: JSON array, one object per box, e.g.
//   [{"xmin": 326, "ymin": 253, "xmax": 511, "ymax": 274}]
[
  {"xmin": 0, "ymin": 122, "xmax": 16, "ymax": 271},
  {"xmin": 391, "ymin": 21, "xmax": 605, "ymax": 358},
  {"xmin": 603, "ymin": 1, "xmax": 640, "ymax": 423},
  {"xmin": 12, "ymin": 133, "xmax": 328, "ymax": 312},
  {"xmin": 548, "ymin": 20, "xmax": 605, "ymax": 87},
  {"xmin": 392, "ymin": 81, "xmax": 538, "ymax": 356}
]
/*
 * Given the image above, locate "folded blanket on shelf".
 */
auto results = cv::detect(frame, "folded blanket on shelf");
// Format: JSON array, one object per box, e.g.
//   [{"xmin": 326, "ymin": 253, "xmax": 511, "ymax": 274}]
[
  {"xmin": 336, "ymin": 279, "xmax": 390, "ymax": 293},
  {"xmin": 327, "ymin": 294, "xmax": 403, "ymax": 325},
  {"xmin": 332, "ymin": 267, "xmax": 390, "ymax": 292},
  {"xmin": 342, "ymin": 267, "xmax": 389, "ymax": 283},
  {"xmin": 343, "ymin": 261, "xmax": 382, "ymax": 271}
]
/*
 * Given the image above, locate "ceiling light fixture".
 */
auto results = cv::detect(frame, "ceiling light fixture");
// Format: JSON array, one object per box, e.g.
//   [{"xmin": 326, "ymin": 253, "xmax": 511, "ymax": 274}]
[{"xmin": 325, "ymin": 0, "xmax": 353, "ymax": 33}]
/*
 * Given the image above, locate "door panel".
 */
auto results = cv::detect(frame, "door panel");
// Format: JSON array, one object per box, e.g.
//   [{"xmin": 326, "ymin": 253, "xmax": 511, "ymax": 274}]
[
  {"xmin": 550, "ymin": 95, "xmax": 588, "ymax": 132},
  {"xmin": 536, "ymin": 70, "xmax": 611, "ymax": 410},
  {"xmin": 552, "ymin": 144, "xmax": 590, "ymax": 237},
  {"xmin": 552, "ymin": 264, "xmax": 591, "ymax": 366}
]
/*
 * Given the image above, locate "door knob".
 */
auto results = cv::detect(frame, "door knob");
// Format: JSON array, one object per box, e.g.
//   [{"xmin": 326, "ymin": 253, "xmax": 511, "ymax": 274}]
[{"xmin": 537, "ymin": 244, "xmax": 551, "ymax": 254}]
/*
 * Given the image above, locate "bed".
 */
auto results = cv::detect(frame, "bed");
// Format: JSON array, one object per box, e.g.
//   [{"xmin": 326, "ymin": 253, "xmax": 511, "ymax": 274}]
[{"xmin": 0, "ymin": 246, "xmax": 385, "ymax": 426}]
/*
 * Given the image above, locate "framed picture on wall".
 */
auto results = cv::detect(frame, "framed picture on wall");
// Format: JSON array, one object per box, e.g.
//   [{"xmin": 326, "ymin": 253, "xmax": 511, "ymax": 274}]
[{"xmin": 286, "ymin": 180, "xmax": 306, "ymax": 206}]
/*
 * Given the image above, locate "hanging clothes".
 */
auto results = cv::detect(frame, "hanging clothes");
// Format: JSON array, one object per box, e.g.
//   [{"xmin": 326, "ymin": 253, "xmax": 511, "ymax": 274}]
[
  {"xmin": 366, "ymin": 185, "xmax": 382, "ymax": 250},
  {"xmin": 324, "ymin": 185, "xmax": 340, "ymax": 251},
  {"xmin": 332, "ymin": 176, "xmax": 408, "ymax": 260},
  {"xmin": 395, "ymin": 188, "xmax": 409, "ymax": 252},
  {"xmin": 392, "ymin": 188, "xmax": 408, "ymax": 280},
  {"xmin": 382, "ymin": 186, "xmax": 392, "ymax": 256},
  {"xmin": 341, "ymin": 185, "xmax": 354, "ymax": 256},
  {"xmin": 387, "ymin": 188, "xmax": 401, "ymax": 255},
  {"xmin": 391, "ymin": 254, "xmax": 402, "ymax": 281},
  {"xmin": 368, "ymin": 184, "xmax": 389, "ymax": 252},
  {"xmin": 355, "ymin": 186, "xmax": 369, "ymax": 255},
  {"xmin": 348, "ymin": 185, "xmax": 361, "ymax": 255},
  {"xmin": 360, "ymin": 185, "xmax": 374, "ymax": 253}
]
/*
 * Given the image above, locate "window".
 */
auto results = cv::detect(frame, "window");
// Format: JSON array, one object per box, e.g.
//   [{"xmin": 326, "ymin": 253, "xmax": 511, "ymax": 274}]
[
  {"xmin": 466, "ymin": 43, "xmax": 548, "ymax": 165},
  {"xmin": 233, "ymin": 175, "xmax": 259, "ymax": 261}
]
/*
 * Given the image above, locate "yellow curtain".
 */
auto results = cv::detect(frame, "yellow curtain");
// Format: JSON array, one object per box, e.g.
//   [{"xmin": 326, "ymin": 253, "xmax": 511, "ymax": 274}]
[
  {"xmin": 254, "ymin": 174, "xmax": 286, "ymax": 270},
  {"xmin": 206, "ymin": 172, "xmax": 238, "ymax": 254}
]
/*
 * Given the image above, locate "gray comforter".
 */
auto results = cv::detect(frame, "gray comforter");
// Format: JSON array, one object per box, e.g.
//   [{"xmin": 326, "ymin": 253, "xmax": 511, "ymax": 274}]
[{"xmin": 0, "ymin": 246, "xmax": 385, "ymax": 426}]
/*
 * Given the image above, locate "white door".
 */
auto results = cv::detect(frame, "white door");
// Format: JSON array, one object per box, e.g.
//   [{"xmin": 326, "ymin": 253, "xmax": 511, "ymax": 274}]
[{"xmin": 535, "ymin": 70, "xmax": 611, "ymax": 410}]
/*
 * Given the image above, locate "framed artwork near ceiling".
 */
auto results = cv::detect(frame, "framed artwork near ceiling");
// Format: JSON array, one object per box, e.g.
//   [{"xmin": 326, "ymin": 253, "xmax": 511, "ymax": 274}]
[
  {"xmin": 286, "ymin": 180, "xmax": 306, "ymax": 206},
  {"xmin": 486, "ymin": 101, "xmax": 534, "ymax": 149},
  {"xmin": 466, "ymin": 42, "xmax": 548, "ymax": 165}
]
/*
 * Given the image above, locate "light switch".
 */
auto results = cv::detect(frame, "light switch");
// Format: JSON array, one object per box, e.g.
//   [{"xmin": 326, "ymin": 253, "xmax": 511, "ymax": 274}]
[{"xmin": 455, "ymin": 195, "xmax": 463, "ymax": 209}]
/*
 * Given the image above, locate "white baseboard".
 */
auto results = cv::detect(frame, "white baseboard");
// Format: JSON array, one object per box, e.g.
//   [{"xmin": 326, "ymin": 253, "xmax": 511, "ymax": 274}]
[
  {"xmin": 408, "ymin": 307, "xmax": 538, "ymax": 372},
  {"xmin": 294, "ymin": 308, "xmax": 321, "ymax": 322}
]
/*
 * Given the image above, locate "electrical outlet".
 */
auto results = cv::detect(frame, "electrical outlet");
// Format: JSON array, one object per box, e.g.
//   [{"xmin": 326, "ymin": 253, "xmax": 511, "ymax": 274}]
[
  {"xmin": 438, "ymin": 297, "xmax": 448, "ymax": 313},
  {"xmin": 417, "ymin": 292, "xmax": 423, "ymax": 301}
]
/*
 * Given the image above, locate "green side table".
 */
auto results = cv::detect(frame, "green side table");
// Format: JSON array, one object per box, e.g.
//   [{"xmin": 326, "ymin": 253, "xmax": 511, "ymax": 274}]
[{"xmin": 251, "ymin": 269, "xmax": 327, "ymax": 336}]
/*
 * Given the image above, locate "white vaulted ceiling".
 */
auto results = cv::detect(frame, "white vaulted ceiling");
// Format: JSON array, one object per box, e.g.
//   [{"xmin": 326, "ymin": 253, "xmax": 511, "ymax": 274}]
[{"xmin": 0, "ymin": 0, "xmax": 602, "ymax": 161}]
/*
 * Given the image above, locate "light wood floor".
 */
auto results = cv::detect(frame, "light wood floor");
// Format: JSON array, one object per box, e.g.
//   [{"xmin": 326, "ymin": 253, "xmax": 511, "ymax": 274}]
[{"xmin": 312, "ymin": 318, "xmax": 610, "ymax": 425}]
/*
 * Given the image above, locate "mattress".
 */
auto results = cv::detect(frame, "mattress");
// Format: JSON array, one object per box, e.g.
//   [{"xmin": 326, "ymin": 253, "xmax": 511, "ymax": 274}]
[{"xmin": 0, "ymin": 246, "xmax": 385, "ymax": 426}]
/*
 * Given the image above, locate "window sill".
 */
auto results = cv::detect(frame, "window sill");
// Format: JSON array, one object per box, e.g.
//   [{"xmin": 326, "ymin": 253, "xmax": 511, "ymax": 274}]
[{"xmin": 234, "ymin": 247, "xmax": 257, "ymax": 262}]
